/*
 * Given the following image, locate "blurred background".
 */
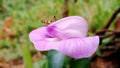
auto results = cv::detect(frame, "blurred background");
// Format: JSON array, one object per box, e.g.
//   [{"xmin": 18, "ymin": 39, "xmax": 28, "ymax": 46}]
[{"xmin": 0, "ymin": 0, "xmax": 120, "ymax": 68}]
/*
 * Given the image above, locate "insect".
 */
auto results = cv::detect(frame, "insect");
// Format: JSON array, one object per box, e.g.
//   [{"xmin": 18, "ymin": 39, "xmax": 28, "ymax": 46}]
[{"xmin": 41, "ymin": 16, "xmax": 56, "ymax": 26}]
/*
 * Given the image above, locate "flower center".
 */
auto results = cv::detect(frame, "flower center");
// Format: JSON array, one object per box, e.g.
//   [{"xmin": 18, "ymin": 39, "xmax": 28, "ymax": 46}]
[
  {"xmin": 45, "ymin": 38, "xmax": 60, "ymax": 42},
  {"xmin": 45, "ymin": 26, "xmax": 61, "ymax": 41}
]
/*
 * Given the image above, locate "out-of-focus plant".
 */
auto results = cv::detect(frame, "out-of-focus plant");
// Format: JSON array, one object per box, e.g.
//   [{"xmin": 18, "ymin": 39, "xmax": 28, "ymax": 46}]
[
  {"xmin": 21, "ymin": 45, "xmax": 33, "ymax": 68},
  {"xmin": 0, "ymin": 0, "xmax": 119, "ymax": 68}
]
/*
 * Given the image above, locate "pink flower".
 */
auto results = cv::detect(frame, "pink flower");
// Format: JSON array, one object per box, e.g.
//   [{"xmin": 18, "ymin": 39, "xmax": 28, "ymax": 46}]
[{"xmin": 29, "ymin": 16, "xmax": 99, "ymax": 59}]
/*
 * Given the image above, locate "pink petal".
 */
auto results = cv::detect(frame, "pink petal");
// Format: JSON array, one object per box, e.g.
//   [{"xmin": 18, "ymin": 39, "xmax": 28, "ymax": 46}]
[
  {"xmin": 30, "ymin": 32, "xmax": 99, "ymax": 58},
  {"xmin": 53, "ymin": 36, "xmax": 99, "ymax": 58},
  {"xmin": 29, "ymin": 27, "xmax": 47, "ymax": 43},
  {"xmin": 29, "ymin": 27, "xmax": 59, "ymax": 50},
  {"xmin": 49, "ymin": 16, "xmax": 88, "ymax": 38}
]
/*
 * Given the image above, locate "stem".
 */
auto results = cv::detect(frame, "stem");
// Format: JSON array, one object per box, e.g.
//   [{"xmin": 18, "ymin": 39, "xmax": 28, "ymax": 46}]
[
  {"xmin": 96, "ymin": 29, "xmax": 120, "ymax": 34},
  {"xmin": 95, "ymin": 8, "xmax": 120, "ymax": 45},
  {"xmin": 96, "ymin": 7, "xmax": 120, "ymax": 35},
  {"xmin": 62, "ymin": 0, "xmax": 69, "ymax": 17}
]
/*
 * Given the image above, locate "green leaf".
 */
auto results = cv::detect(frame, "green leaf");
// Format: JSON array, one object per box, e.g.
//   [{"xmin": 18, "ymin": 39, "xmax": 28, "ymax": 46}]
[
  {"xmin": 48, "ymin": 50, "xmax": 65, "ymax": 68},
  {"xmin": 33, "ymin": 55, "xmax": 48, "ymax": 68},
  {"xmin": 21, "ymin": 45, "xmax": 33, "ymax": 68},
  {"xmin": 96, "ymin": 48, "xmax": 101, "ymax": 56},
  {"xmin": 70, "ymin": 58, "xmax": 91, "ymax": 68}
]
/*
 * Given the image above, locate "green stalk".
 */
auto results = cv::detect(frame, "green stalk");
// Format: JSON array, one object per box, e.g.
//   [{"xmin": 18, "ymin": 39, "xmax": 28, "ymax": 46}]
[{"xmin": 21, "ymin": 45, "xmax": 33, "ymax": 68}]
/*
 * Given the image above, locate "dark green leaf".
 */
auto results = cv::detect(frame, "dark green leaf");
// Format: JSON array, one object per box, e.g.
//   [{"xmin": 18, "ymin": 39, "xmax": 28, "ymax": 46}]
[
  {"xmin": 48, "ymin": 50, "xmax": 65, "ymax": 68},
  {"xmin": 70, "ymin": 58, "xmax": 91, "ymax": 68}
]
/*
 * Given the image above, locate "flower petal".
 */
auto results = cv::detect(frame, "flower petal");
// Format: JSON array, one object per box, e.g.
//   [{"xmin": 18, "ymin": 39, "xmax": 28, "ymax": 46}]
[
  {"xmin": 48, "ymin": 16, "xmax": 88, "ymax": 38},
  {"xmin": 29, "ymin": 27, "xmax": 47, "ymax": 42},
  {"xmin": 30, "ymin": 33, "xmax": 99, "ymax": 58},
  {"xmin": 54, "ymin": 36, "xmax": 99, "ymax": 58},
  {"xmin": 29, "ymin": 27, "xmax": 59, "ymax": 50}
]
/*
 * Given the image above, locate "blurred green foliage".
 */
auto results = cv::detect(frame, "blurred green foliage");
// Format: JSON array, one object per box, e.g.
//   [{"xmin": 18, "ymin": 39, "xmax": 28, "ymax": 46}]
[{"xmin": 0, "ymin": 0, "xmax": 119, "ymax": 68}]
